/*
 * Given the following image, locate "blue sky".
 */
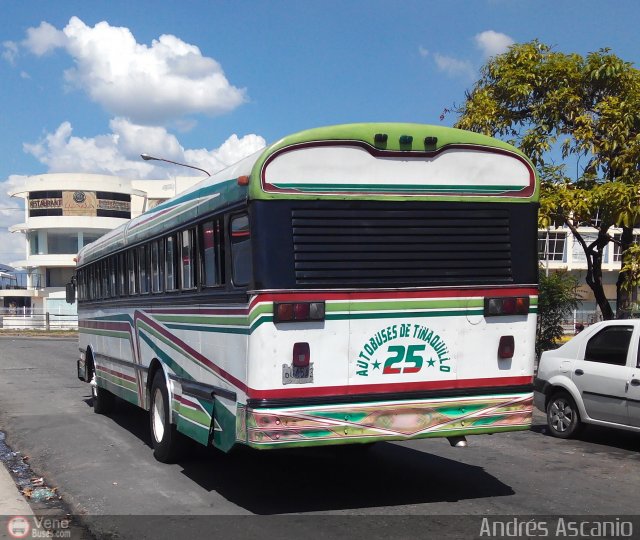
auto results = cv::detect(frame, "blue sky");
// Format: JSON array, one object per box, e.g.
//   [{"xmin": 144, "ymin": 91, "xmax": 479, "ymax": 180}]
[{"xmin": 0, "ymin": 0, "xmax": 638, "ymax": 261}]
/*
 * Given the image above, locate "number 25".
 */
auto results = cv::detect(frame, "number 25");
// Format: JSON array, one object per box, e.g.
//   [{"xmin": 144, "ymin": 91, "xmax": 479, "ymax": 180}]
[{"xmin": 383, "ymin": 344, "xmax": 426, "ymax": 374}]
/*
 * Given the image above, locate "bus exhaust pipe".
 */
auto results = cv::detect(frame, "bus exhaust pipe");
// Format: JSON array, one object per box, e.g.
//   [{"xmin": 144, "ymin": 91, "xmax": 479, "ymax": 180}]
[{"xmin": 447, "ymin": 436, "xmax": 468, "ymax": 448}]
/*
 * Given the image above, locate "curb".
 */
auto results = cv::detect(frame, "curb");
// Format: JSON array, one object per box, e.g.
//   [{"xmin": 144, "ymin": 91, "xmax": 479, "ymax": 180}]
[{"xmin": 0, "ymin": 461, "xmax": 32, "ymax": 516}]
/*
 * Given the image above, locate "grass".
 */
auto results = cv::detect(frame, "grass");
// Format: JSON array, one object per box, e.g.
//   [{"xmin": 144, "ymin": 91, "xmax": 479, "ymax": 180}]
[{"xmin": 0, "ymin": 329, "xmax": 78, "ymax": 338}]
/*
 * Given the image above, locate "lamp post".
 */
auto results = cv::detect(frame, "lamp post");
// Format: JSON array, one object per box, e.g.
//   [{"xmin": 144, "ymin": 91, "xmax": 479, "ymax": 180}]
[{"xmin": 140, "ymin": 153, "xmax": 211, "ymax": 177}]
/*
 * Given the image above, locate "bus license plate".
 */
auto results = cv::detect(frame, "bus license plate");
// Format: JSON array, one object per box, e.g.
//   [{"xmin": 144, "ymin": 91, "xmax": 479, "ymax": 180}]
[{"xmin": 282, "ymin": 364, "xmax": 314, "ymax": 385}]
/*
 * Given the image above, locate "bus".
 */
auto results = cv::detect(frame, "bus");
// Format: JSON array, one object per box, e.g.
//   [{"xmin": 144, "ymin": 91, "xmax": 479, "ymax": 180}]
[{"xmin": 74, "ymin": 123, "xmax": 539, "ymax": 463}]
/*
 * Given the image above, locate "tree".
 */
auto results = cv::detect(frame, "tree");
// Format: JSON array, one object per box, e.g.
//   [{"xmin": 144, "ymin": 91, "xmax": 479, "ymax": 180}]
[
  {"xmin": 454, "ymin": 41, "xmax": 640, "ymax": 319},
  {"xmin": 536, "ymin": 270, "xmax": 581, "ymax": 357}
]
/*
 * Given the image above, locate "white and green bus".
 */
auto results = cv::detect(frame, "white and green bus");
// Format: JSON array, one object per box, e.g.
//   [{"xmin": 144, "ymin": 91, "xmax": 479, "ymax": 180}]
[{"xmin": 75, "ymin": 123, "xmax": 539, "ymax": 463}]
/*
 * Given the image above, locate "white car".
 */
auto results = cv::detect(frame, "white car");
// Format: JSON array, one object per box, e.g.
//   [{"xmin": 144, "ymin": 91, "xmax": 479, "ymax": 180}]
[{"xmin": 534, "ymin": 319, "xmax": 640, "ymax": 438}]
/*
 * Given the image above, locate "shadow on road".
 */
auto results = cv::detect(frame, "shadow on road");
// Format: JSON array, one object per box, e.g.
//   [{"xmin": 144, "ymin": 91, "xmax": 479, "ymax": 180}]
[
  {"xmin": 530, "ymin": 414, "xmax": 640, "ymax": 454},
  {"xmin": 102, "ymin": 399, "xmax": 514, "ymax": 514}
]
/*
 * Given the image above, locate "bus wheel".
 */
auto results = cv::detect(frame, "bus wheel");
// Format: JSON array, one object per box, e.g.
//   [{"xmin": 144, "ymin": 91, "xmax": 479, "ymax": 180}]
[
  {"xmin": 149, "ymin": 371, "xmax": 184, "ymax": 463},
  {"xmin": 92, "ymin": 373, "xmax": 115, "ymax": 415}
]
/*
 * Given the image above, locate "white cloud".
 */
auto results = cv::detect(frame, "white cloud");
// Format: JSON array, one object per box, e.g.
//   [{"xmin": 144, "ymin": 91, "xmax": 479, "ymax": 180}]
[
  {"xmin": 2, "ymin": 41, "xmax": 19, "ymax": 64},
  {"xmin": 418, "ymin": 46, "xmax": 429, "ymax": 58},
  {"xmin": 23, "ymin": 21, "xmax": 67, "ymax": 55},
  {"xmin": 0, "ymin": 175, "xmax": 27, "ymax": 265},
  {"xmin": 23, "ymin": 119, "xmax": 266, "ymax": 179},
  {"xmin": 474, "ymin": 30, "xmax": 514, "ymax": 58},
  {"xmin": 433, "ymin": 53, "xmax": 475, "ymax": 79},
  {"xmin": 19, "ymin": 16, "xmax": 246, "ymax": 125}
]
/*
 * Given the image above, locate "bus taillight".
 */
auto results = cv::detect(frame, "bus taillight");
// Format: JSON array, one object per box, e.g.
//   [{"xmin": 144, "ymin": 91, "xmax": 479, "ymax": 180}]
[
  {"xmin": 484, "ymin": 296, "xmax": 530, "ymax": 317},
  {"xmin": 274, "ymin": 302, "xmax": 325, "ymax": 323}
]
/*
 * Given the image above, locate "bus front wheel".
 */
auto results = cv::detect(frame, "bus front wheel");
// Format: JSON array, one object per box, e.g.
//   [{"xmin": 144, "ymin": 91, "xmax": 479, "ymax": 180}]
[{"xmin": 149, "ymin": 371, "xmax": 184, "ymax": 463}]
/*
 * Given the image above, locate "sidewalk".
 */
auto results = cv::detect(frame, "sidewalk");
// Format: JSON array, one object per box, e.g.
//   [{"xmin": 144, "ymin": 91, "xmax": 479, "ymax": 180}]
[
  {"xmin": 0, "ymin": 460, "xmax": 32, "ymax": 513},
  {"xmin": 0, "ymin": 462, "xmax": 32, "ymax": 539}
]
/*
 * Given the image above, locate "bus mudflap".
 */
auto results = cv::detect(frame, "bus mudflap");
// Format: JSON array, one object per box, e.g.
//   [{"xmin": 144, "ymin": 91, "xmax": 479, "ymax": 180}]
[{"xmin": 174, "ymin": 391, "xmax": 237, "ymax": 452}]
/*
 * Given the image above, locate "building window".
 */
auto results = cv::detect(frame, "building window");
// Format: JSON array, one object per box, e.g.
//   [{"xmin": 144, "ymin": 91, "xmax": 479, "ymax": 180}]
[
  {"xmin": 612, "ymin": 233, "xmax": 640, "ymax": 262},
  {"xmin": 29, "ymin": 232, "xmax": 41, "ymax": 255},
  {"xmin": 231, "ymin": 215, "xmax": 251, "ymax": 287},
  {"xmin": 538, "ymin": 231, "xmax": 566, "ymax": 262},
  {"xmin": 82, "ymin": 233, "xmax": 102, "ymax": 248},
  {"xmin": 48, "ymin": 232, "xmax": 79, "ymax": 255}
]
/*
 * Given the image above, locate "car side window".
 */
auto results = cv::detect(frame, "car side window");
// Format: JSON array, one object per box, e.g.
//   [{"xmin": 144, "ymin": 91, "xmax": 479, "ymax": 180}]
[{"xmin": 584, "ymin": 326, "xmax": 634, "ymax": 366}]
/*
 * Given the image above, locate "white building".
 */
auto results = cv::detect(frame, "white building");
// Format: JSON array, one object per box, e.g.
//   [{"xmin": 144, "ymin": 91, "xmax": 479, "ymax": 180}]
[
  {"xmin": 538, "ymin": 226, "xmax": 631, "ymax": 321},
  {"xmin": 4, "ymin": 173, "xmax": 201, "ymax": 320}
]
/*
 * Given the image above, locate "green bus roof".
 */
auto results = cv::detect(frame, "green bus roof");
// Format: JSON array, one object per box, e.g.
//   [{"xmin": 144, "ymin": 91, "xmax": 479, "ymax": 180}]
[{"xmin": 77, "ymin": 123, "xmax": 538, "ymax": 266}]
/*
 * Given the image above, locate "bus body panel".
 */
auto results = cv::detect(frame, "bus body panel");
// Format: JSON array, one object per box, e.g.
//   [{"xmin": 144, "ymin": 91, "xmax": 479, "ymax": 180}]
[
  {"xmin": 242, "ymin": 289, "xmax": 536, "ymax": 449},
  {"xmin": 79, "ymin": 303, "xmax": 252, "ymax": 449}
]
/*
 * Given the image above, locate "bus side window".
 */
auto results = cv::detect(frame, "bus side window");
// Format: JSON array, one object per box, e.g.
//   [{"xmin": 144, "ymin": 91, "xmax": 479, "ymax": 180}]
[
  {"xmin": 109, "ymin": 256, "xmax": 117, "ymax": 298},
  {"xmin": 96, "ymin": 263, "xmax": 102, "ymax": 299},
  {"xmin": 151, "ymin": 240, "xmax": 163, "ymax": 293},
  {"xmin": 117, "ymin": 252, "xmax": 126, "ymax": 296},
  {"xmin": 165, "ymin": 235, "xmax": 177, "ymax": 291},
  {"xmin": 128, "ymin": 249, "xmax": 137, "ymax": 295},
  {"xmin": 88, "ymin": 266, "xmax": 94, "ymax": 300},
  {"xmin": 139, "ymin": 244, "xmax": 150, "ymax": 294},
  {"xmin": 181, "ymin": 229, "xmax": 195, "ymax": 290},
  {"xmin": 201, "ymin": 219, "xmax": 223, "ymax": 287},
  {"xmin": 230, "ymin": 215, "xmax": 252, "ymax": 287}
]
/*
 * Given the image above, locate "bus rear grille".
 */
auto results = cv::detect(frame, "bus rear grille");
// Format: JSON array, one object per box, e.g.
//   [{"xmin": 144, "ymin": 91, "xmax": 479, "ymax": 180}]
[{"xmin": 292, "ymin": 207, "xmax": 513, "ymax": 286}]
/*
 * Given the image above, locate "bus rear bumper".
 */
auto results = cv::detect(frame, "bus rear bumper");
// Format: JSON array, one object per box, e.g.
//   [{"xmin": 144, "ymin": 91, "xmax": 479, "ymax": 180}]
[{"xmin": 240, "ymin": 391, "xmax": 533, "ymax": 449}]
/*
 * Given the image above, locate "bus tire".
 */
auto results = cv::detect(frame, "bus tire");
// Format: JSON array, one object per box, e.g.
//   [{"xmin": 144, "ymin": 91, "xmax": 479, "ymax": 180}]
[
  {"xmin": 92, "ymin": 372, "xmax": 115, "ymax": 415},
  {"xmin": 149, "ymin": 371, "xmax": 184, "ymax": 463}
]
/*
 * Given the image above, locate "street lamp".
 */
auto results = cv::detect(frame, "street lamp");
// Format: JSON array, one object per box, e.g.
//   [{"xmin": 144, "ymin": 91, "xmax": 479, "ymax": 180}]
[{"xmin": 140, "ymin": 153, "xmax": 211, "ymax": 176}]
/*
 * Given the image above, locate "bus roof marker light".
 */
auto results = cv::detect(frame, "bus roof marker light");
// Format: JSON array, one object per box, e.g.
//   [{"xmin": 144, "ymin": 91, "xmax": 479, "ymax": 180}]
[
  {"xmin": 424, "ymin": 136, "xmax": 438, "ymax": 148},
  {"xmin": 237, "ymin": 175, "xmax": 250, "ymax": 186}
]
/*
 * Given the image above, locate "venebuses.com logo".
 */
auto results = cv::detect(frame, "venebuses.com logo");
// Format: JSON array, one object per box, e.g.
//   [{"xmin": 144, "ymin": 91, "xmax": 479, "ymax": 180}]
[
  {"xmin": 6, "ymin": 516, "xmax": 30, "ymax": 539},
  {"xmin": 6, "ymin": 515, "xmax": 71, "ymax": 538}
]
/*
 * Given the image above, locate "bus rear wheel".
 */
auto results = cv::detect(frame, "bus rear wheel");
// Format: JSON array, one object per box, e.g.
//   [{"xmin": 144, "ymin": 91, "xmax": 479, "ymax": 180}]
[{"xmin": 149, "ymin": 371, "xmax": 185, "ymax": 463}]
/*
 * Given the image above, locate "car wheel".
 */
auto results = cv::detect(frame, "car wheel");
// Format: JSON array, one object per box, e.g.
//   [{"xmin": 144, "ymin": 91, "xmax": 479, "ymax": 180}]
[
  {"xmin": 546, "ymin": 391, "xmax": 582, "ymax": 439},
  {"xmin": 149, "ymin": 370, "xmax": 185, "ymax": 463}
]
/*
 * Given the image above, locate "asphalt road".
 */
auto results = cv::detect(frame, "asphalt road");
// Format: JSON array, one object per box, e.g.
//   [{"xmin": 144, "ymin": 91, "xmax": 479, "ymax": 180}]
[{"xmin": 1, "ymin": 337, "xmax": 639, "ymax": 538}]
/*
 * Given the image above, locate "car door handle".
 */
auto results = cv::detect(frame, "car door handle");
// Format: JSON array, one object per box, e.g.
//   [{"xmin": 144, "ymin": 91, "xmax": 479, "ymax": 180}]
[
  {"xmin": 631, "ymin": 379, "xmax": 640, "ymax": 386},
  {"xmin": 575, "ymin": 369, "xmax": 584, "ymax": 376}
]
